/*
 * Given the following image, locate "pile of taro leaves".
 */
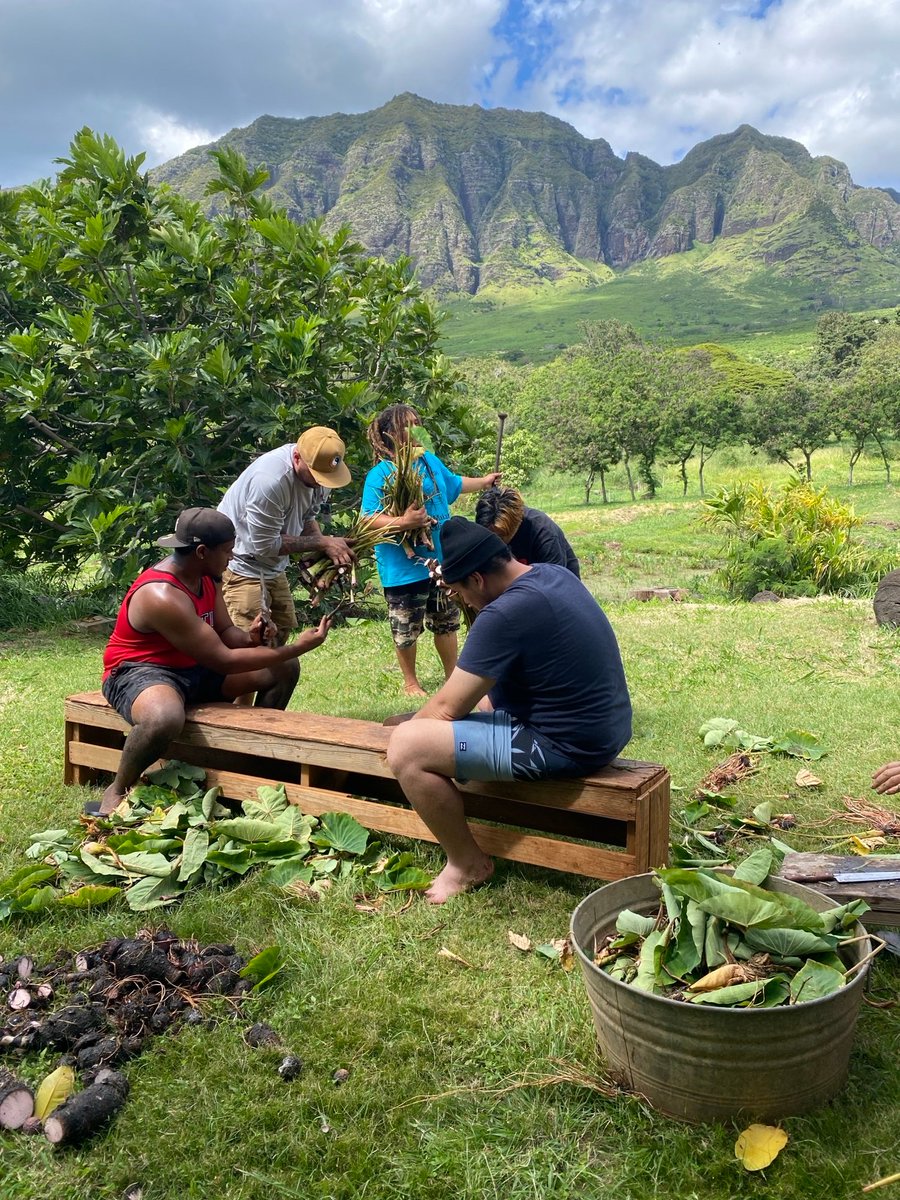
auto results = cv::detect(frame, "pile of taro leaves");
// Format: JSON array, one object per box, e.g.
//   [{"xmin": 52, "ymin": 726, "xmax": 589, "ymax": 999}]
[
  {"xmin": 1, "ymin": 762, "xmax": 431, "ymax": 920},
  {"xmin": 596, "ymin": 851, "xmax": 871, "ymax": 1008}
]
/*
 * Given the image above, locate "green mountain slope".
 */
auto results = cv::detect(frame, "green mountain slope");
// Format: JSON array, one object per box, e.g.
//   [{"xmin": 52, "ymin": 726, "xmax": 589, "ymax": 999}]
[{"xmin": 152, "ymin": 93, "xmax": 900, "ymax": 334}]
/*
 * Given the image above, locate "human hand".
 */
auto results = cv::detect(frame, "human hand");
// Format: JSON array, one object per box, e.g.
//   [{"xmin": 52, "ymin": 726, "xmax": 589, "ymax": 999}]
[
  {"xmin": 320, "ymin": 536, "xmax": 355, "ymax": 566},
  {"xmin": 401, "ymin": 504, "xmax": 429, "ymax": 530},
  {"xmin": 296, "ymin": 615, "xmax": 333, "ymax": 653},
  {"xmin": 482, "ymin": 472, "xmax": 502, "ymax": 489},
  {"xmin": 872, "ymin": 762, "xmax": 900, "ymax": 794},
  {"xmin": 248, "ymin": 612, "xmax": 277, "ymax": 647}
]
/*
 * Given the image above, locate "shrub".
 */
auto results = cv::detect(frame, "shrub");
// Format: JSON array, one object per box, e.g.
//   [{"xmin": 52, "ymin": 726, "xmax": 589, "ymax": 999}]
[{"xmin": 701, "ymin": 477, "xmax": 896, "ymax": 599}]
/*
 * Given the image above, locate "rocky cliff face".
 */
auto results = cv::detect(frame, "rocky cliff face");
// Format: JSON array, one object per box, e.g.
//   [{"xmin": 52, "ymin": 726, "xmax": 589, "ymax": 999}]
[{"xmin": 152, "ymin": 94, "xmax": 900, "ymax": 296}]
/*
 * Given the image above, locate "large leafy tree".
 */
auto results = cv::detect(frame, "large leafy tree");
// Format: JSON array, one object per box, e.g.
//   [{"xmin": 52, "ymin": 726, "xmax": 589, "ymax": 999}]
[{"xmin": 0, "ymin": 131, "xmax": 476, "ymax": 587}]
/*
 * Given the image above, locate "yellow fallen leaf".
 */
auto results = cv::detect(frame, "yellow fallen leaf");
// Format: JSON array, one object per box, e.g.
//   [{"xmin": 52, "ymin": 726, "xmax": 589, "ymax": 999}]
[
  {"xmin": 34, "ymin": 1064, "xmax": 75, "ymax": 1121},
  {"xmin": 688, "ymin": 963, "xmax": 745, "ymax": 992},
  {"xmin": 438, "ymin": 946, "xmax": 476, "ymax": 969},
  {"xmin": 552, "ymin": 936, "xmax": 575, "ymax": 971},
  {"xmin": 735, "ymin": 1123, "xmax": 788, "ymax": 1171},
  {"xmin": 795, "ymin": 768, "xmax": 822, "ymax": 788},
  {"xmin": 508, "ymin": 931, "xmax": 533, "ymax": 952}
]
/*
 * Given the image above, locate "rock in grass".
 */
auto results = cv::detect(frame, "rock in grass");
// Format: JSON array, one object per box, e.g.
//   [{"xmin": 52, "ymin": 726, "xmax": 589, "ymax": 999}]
[{"xmin": 277, "ymin": 1055, "xmax": 303, "ymax": 1082}]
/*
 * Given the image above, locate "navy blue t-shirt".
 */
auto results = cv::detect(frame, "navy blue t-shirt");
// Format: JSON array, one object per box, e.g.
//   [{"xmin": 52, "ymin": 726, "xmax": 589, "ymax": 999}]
[{"xmin": 457, "ymin": 563, "xmax": 632, "ymax": 771}]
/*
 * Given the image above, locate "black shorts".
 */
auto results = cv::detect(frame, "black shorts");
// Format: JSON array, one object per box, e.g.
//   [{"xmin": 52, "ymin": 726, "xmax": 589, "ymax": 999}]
[{"xmin": 102, "ymin": 662, "xmax": 227, "ymax": 725}]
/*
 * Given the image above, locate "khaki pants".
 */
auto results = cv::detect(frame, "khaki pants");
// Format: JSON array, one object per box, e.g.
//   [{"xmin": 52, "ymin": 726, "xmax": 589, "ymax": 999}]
[{"xmin": 222, "ymin": 569, "xmax": 297, "ymax": 645}]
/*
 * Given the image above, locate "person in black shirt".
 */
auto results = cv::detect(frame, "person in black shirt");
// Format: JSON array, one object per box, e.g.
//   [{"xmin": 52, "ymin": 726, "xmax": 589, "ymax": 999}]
[
  {"xmin": 386, "ymin": 517, "xmax": 631, "ymax": 903},
  {"xmin": 475, "ymin": 486, "xmax": 580, "ymax": 577}
]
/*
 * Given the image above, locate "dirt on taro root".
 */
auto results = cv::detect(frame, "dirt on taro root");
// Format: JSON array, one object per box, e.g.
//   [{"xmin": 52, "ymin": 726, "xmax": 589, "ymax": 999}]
[{"xmin": 0, "ymin": 927, "xmax": 255, "ymax": 1144}]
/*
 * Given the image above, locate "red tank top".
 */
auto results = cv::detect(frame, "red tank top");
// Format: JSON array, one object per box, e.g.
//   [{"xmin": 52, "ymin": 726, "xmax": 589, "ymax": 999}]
[{"xmin": 102, "ymin": 567, "xmax": 217, "ymax": 679}]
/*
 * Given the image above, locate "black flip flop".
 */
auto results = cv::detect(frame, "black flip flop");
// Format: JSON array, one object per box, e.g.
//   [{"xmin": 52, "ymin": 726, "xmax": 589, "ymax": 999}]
[{"xmin": 82, "ymin": 799, "xmax": 104, "ymax": 817}]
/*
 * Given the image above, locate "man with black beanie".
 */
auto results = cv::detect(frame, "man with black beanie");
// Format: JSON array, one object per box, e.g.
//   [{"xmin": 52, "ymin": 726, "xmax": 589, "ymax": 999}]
[{"xmin": 386, "ymin": 516, "xmax": 632, "ymax": 903}]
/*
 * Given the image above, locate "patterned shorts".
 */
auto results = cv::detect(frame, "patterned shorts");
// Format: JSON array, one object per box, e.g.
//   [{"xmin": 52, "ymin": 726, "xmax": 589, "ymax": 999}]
[
  {"xmin": 452, "ymin": 710, "xmax": 584, "ymax": 782},
  {"xmin": 383, "ymin": 580, "xmax": 460, "ymax": 648}
]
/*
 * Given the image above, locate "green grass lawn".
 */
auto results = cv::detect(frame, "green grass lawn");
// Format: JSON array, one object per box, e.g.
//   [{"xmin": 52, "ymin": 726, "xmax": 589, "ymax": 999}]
[{"xmin": 2, "ymin": 458, "xmax": 900, "ymax": 1199}]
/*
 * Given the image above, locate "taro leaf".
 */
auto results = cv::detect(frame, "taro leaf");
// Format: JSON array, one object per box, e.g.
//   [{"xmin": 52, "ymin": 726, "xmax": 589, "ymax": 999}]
[
  {"xmin": 273, "ymin": 807, "xmax": 316, "ymax": 841},
  {"xmin": 124, "ymin": 871, "xmax": 184, "ymax": 912},
  {"xmin": 374, "ymin": 852, "xmax": 431, "ymax": 892},
  {"xmin": 735, "ymin": 1124, "xmax": 789, "ymax": 1171},
  {"xmin": 809, "ymin": 952, "xmax": 846, "ymax": 973},
  {"xmin": 34, "ymin": 1064, "xmax": 75, "ymax": 1121},
  {"xmin": 751, "ymin": 802, "xmax": 773, "ymax": 826},
  {"xmin": 790, "ymin": 959, "xmax": 845, "ymax": 1004},
  {"xmin": 106, "ymin": 832, "xmax": 180, "ymax": 854},
  {"xmin": 239, "ymin": 945, "xmax": 284, "ymax": 991},
  {"xmin": 12, "ymin": 885, "xmax": 60, "ymax": 913},
  {"xmin": 664, "ymin": 907, "xmax": 702, "ymax": 980},
  {"xmin": 705, "ymin": 915, "xmax": 728, "ymax": 967},
  {"xmin": 178, "ymin": 827, "xmax": 209, "ymax": 882},
  {"xmin": 243, "ymin": 838, "xmax": 306, "ymax": 861},
  {"xmin": 55, "ymin": 884, "xmax": 120, "ymax": 908},
  {"xmin": 716, "ymin": 873, "xmax": 827, "ymax": 933},
  {"xmin": 310, "ymin": 812, "xmax": 369, "ymax": 856},
  {"xmin": 733, "ymin": 847, "xmax": 775, "ymax": 886},
  {"xmin": 131, "ymin": 784, "xmax": 182, "ymax": 810},
  {"xmin": 160, "ymin": 801, "xmax": 190, "ymax": 831},
  {"xmin": 145, "ymin": 760, "xmax": 207, "ymax": 794},
  {"xmin": 699, "ymin": 718, "xmax": 771, "ymax": 751},
  {"xmin": 756, "ymin": 977, "xmax": 792, "ymax": 1007},
  {"xmin": 681, "ymin": 801, "xmax": 711, "ymax": 827},
  {"xmin": 744, "ymin": 927, "xmax": 839, "ymax": 957},
  {"xmin": 725, "ymin": 932, "xmax": 754, "ymax": 961},
  {"xmin": 214, "ymin": 817, "xmax": 281, "ymax": 843},
  {"xmin": 615, "ymin": 909, "xmax": 658, "ymax": 938},
  {"xmin": 689, "ymin": 979, "xmax": 768, "ymax": 1006},
  {"xmin": 771, "ymin": 730, "xmax": 827, "ymax": 761},
  {"xmin": 266, "ymin": 859, "xmax": 314, "ymax": 888},
  {"xmin": 0, "ymin": 864, "xmax": 59, "ymax": 897},
  {"xmin": 608, "ymin": 931, "xmax": 641, "ymax": 950},
  {"xmin": 242, "ymin": 784, "xmax": 289, "ymax": 820},
  {"xmin": 117, "ymin": 851, "xmax": 175, "ymax": 878},
  {"xmin": 312, "ymin": 856, "xmax": 339, "ymax": 876},
  {"xmin": 80, "ymin": 849, "xmax": 128, "ymax": 878},
  {"xmin": 632, "ymin": 929, "xmax": 669, "ymax": 994},
  {"xmin": 819, "ymin": 898, "xmax": 870, "ymax": 933},
  {"xmin": 25, "ymin": 829, "xmax": 72, "ymax": 859},
  {"xmin": 658, "ymin": 869, "xmax": 784, "ymax": 929},
  {"xmin": 57, "ymin": 857, "xmax": 104, "ymax": 885},
  {"xmin": 205, "ymin": 847, "xmax": 254, "ymax": 875},
  {"xmin": 201, "ymin": 786, "xmax": 229, "ymax": 822},
  {"xmin": 660, "ymin": 882, "xmax": 681, "ymax": 922}
]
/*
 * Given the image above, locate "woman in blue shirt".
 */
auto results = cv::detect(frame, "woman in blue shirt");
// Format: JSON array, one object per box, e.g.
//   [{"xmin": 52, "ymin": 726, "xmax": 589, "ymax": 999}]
[{"xmin": 361, "ymin": 404, "xmax": 500, "ymax": 696}]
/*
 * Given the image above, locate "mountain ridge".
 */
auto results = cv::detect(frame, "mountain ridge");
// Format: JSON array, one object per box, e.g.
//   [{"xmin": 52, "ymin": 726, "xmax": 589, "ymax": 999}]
[{"xmin": 151, "ymin": 93, "xmax": 900, "ymax": 301}]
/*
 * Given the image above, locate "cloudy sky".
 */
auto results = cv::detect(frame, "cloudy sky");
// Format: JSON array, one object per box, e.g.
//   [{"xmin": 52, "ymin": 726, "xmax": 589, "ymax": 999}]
[{"xmin": 2, "ymin": 0, "xmax": 899, "ymax": 190}]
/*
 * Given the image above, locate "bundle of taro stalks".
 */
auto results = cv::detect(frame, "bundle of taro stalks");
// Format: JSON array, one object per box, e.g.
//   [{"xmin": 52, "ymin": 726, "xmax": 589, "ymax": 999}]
[
  {"xmin": 296, "ymin": 512, "xmax": 399, "ymax": 607},
  {"xmin": 380, "ymin": 438, "xmax": 436, "ymax": 559},
  {"xmin": 0, "ymin": 928, "xmax": 249, "ymax": 1145}
]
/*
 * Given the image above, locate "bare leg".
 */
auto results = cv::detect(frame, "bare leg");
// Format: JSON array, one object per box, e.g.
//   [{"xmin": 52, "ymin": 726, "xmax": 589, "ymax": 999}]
[
  {"xmin": 101, "ymin": 685, "xmax": 186, "ymax": 813},
  {"xmin": 433, "ymin": 631, "xmax": 458, "ymax": 681},
  {"xmin": 223, "ymin": 659, "xmax": 300, "ymax": 710},
  {"xmin": 395, "ymin": 643, "xmax": 426, "ymax": 697},
  {"xmin": 386, "ymin": 719, "xmax": 493, "ymax": 903}
]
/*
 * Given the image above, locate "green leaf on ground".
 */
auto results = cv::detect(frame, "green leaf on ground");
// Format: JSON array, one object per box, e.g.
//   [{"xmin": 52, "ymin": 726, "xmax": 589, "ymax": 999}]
[{"xmin": 310, "ymin": 811, "xmax": 369, "ymax": 855}]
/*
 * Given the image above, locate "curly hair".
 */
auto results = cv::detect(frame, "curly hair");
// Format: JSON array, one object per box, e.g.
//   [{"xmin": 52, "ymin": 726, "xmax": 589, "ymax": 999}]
[
  {"xmin": 366, "ymin": 404, "xmax": 421, "ymax": 463},
  {"xmin": 475, "ymin": 486, "xmax": 525, "ymax": 543}
]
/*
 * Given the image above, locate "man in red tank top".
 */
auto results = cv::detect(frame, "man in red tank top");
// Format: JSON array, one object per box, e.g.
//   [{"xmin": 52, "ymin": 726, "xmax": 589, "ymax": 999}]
[{"xmin": 95, "ymin": 507, "xmax": 332, "ymax": 816}]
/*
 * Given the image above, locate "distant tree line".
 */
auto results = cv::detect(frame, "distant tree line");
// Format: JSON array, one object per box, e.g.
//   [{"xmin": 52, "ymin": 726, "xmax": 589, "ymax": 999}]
[{"xmin": 461, "ymin": 309, "xmax": 900, "ymax": 503}]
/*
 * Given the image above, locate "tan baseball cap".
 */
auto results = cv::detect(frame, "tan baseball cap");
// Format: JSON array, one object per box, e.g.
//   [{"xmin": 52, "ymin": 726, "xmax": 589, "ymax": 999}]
[{"xmin": 296, "ymin": 426, "xmax": 352, "ymax": 488}]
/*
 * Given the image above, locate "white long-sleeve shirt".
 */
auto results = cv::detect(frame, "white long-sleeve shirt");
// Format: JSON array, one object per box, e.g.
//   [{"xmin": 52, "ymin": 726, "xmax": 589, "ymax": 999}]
[{"xmin": 218, "ymin": 444, "xmax": 326, "ymax": 578}]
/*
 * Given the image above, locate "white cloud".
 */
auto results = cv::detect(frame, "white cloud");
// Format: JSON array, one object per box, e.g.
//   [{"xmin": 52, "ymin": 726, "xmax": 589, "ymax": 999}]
[
  {"xmin": 494, "ymin": 0, "xmax": 900, "ymax": 185},
  {"xmin": 131, "ymin": 108, "xmax": 222, "ymax": 166}
]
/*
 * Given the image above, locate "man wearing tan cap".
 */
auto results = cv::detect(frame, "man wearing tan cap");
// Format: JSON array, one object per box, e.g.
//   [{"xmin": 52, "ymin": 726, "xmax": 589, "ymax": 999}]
[{"xmin": 218, "ymin": 427, "xmax": 353, "ymax": 645}]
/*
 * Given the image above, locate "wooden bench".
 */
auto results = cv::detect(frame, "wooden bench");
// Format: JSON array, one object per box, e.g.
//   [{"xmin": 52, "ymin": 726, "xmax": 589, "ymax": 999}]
[{"xmin": 64, "ymin": 691, "xmax": 670, "ymax": 881}]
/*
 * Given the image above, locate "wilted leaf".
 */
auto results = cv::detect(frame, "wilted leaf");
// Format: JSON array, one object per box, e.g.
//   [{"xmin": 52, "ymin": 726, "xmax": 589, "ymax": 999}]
[
  {"xmin": 55, "ymin": 884, "xmax": 120, "ymax": 909},
  {"xmin": 534, "ymin": 937, "xmax": 574, "ymax": 970},
  {"xmin": 438, "ymin": 946, "xmax": 476, "ymax": 969},
  {"xmin": 615, "ymin": 909, "xmax": 658, "ymax": 937},
  {"xmin": 117, "ymin": 851, "xmax": 174, "ymax": 878},
  {"xmin": 124, "ymin": 872, "xmax": 184, "ymax": 911},
  {"xmin": 34, "ymin": 1064, "xmax": 75, "ymax": 1120},
  {"xmin": 688, "ymin": 963, "xmax": 747, "ymax": 992},
  {"xmin": 177, "ymin": 827, "xmax": 209, "ymax": 882},
  {"xmin": 213, "ymin": 817, "xmax": 280, "ymax": 843},
  {"xmin": 735, "ymin": 1123, "xmax": 788, "ymax": 1171},
  {"xmin": 508, "ymin": 931, "xmax": 533, "ymax": 952},
  {"xmin": 795, "ymin": 769, "xmax": 822, "ymax": 788}
]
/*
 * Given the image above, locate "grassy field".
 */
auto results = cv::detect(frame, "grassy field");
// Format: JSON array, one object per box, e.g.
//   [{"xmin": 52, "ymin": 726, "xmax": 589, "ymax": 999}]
[{"xmin": 2, "ymin": 456, "xmax": 900, "ymax": 1199}]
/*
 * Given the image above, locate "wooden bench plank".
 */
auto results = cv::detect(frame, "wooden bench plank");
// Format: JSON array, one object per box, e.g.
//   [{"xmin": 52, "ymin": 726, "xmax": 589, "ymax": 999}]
[{"xmin": 64, "ymin": 691, "xmax": 670, "ymax": 882}]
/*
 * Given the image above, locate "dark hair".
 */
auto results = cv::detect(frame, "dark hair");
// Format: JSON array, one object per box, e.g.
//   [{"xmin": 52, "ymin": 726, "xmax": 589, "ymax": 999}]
[
  {"xmin": 451, "ymin": 547, "xmax": 512, "ymax": 585},
  {"xmin": 475, "ymin": 486, "xmax": 525, "ymax": 543},
  {"xmin": 171, "ymin": 545, "xmax": 200, "ymax": 561},
  {"xmin": 366, "ymin": 404, "xmax": 421, "ymax": 462}
]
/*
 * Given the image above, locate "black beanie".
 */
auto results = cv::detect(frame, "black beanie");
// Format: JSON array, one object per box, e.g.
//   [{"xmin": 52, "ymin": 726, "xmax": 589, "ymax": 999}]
[{"xmin": 440, "ymin": 516, "xmax": 507, "ymax": 583}]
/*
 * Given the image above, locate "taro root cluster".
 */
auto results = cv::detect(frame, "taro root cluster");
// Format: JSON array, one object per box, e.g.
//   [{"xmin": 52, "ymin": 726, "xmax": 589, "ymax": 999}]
[{"xmin": 0, "ymin": 928, "xmax": 249, "ymax": 1145}]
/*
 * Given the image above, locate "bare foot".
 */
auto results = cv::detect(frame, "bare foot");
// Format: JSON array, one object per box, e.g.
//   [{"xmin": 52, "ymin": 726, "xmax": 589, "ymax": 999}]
[
  {"xmin": 425, "ymin": 857, "xmax": 494, "ymax": 904},
  {"xmin": 402, "ymin": 682, "xmax": 427, "ymax": 697}
]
